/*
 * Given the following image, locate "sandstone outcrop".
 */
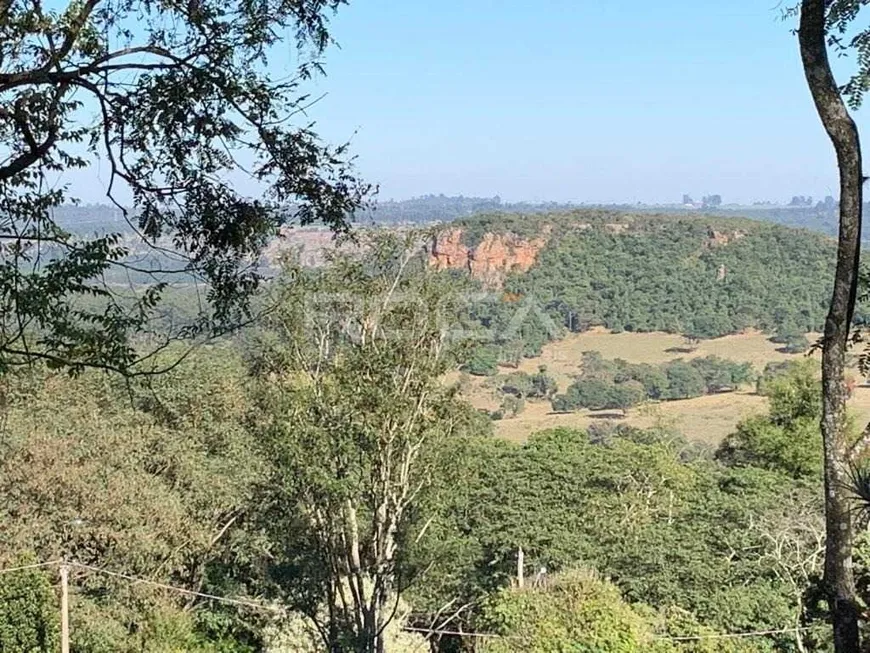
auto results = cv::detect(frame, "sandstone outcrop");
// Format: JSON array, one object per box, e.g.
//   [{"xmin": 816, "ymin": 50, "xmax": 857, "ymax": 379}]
[
  {"xmin": 427, "ymin": 228, "xmax": 548, "ymax": 286},
  {"xmin": 705, "ymin": 227, "xmax": 746, "ymax": 249}
]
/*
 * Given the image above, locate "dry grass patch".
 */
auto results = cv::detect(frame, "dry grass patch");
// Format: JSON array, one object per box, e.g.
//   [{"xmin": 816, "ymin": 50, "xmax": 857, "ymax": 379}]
[
  {"xmin": 457, "ymin": 329, "xmax": 832, "ymax": 445},
  {"xmin": 492, "ymin": 391, "xmax": 768, "ymax": 446}
]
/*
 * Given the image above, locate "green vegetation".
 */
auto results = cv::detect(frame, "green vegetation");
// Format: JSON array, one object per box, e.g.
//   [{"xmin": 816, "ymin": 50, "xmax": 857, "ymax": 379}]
[
  {"xmin": 551, "ymin": 352, "xmax": 754, "ymax": 413},
  {"xmin": 0, "ymin": 0, "xmax": 368, "ymax": 374},
  {"xmin": 0, "ymin": 350, "xmax": 264, "ymax": 651},
  {"xmin": 497, "ymin": 368, "xmax": 559, "ymax": 399},
  {"xmin": 0, "ymin": 556, "xmax": 58, "ymax": 652},
  {"xmin": 0, "ymin": 227, "xmax": 861, "ymax": 652},
  {"xmin": 411, "ymin": 419, "xmax": 827, "ymax": 651},
  {"xmin": 478, "ymin": 570, "xmax": 665, "ymax": 652},
  {"xmin": 456, "ymin": 212, "xmax": 864, "ymax": 367},
  {"xmin": 718, "ymin": 359, "xmax": 823, "ymax": 479}
]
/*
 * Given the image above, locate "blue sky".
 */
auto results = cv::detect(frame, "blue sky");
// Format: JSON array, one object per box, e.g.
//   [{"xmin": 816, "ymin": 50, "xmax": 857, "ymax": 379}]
[{"xmin": 291, "ymin": 0, "xmax": 867, "ymax": 205}]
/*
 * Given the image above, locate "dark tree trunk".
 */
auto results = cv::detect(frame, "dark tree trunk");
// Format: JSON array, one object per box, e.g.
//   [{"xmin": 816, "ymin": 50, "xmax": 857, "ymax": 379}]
[{"xmin": 798, "ymin": 1, "xmax": 864, "ymax": 652}]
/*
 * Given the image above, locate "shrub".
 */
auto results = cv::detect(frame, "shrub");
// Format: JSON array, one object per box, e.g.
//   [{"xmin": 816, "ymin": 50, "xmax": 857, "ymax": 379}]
[
  {"xmin": 0, "ymin": 555, "xmax": 58, "ymax": 653},
  {"xmin": 463, "ymin": 345, "xmax": 500, "ymax": 376},
  {"xmin": 478, "ymin": 569, "xmax": 663, "ymax": 653},
  {"xmin": 501, "ymin": 395, "xmax": 525, "ymax": 418}
]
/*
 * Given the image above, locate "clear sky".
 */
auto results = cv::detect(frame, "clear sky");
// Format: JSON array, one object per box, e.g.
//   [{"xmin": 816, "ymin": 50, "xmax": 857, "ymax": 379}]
[{"xmin": 290, "ymin": 0, "xmax": 869, "ymax": 205}]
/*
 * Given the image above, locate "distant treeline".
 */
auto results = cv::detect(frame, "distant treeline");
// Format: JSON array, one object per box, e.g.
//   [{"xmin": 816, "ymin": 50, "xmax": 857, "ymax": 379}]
[
  {"xmin": 53, "ymin": 195, "xmax": 861, "ymax": 240},
  {"xmin": 358, "ymin": 195, "xmax": 857, "ymax": 239}
]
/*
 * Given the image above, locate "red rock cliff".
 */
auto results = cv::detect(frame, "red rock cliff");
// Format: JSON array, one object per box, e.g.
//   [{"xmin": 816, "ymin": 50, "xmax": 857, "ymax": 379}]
[{"xmin": 428, "ymin": 228, "xmax": 548, "ymax": 286}]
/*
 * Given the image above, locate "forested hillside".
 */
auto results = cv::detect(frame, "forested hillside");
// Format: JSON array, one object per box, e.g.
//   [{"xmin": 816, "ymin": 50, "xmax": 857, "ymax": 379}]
[
  {"xmin": 446, "ymin": 211, "xmax": 849, "ymax": 369},
  {"xmin": 0, "ymin": 328, "xmax": 848, "ymax": 652}
]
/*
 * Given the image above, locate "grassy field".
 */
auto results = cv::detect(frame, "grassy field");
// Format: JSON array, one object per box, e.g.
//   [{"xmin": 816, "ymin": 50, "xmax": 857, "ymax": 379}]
[{"xmin": 458, "ymin": 328, "xmax": 870, "ymax": 446}]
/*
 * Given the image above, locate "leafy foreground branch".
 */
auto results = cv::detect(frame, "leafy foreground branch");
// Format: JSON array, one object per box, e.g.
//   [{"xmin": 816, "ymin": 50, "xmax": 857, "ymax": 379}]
[{"xmin": 0, "ymin": 0, "xmax": 370, "ymax": 375}]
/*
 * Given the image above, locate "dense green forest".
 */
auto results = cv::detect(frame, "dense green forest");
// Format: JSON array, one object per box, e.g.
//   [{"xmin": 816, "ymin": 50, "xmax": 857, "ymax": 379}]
[
  {"xmin": 0, "ymin": 331, "xmax": 850, "ymax": 652},
  {"xmin": 360, "ymin": 195, "xmax": 851, "ymax": 241},
  {"xmin": 453, "ymin": 211, "xmax": 851, "ymax": 369},
  {"xmin": 0, "ymin": 234, "xmax": 861, "ymax": 652}
]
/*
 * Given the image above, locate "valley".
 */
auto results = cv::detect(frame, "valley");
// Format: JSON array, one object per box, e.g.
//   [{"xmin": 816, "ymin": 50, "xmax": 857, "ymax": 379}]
[{"xmin": 454, "ymin": 328, "xmax": 867, "ymax": 444}]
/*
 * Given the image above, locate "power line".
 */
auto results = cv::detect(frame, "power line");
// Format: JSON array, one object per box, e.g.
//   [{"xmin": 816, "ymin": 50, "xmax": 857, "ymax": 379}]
[
  {"xmin": 68, "ymin": 562, "xmax": 281, "ymax": 614},
  {"xmin": 655, "ymin": 625, "xmax": 822, "ymax": 641},
  {"xmin": 0, "ymin": 559, "xmax": 832, "ymax": 643},
  {"xmin": 402, "ymin": 626, "xmax": 512, "ymax": 639},
  {"xmin": 404, "ymin": 624, "xmax": 823, "ymax": 642},
  {"xmin": 0, "ymin": 559, "xmax": 62, "ymax": 575}
]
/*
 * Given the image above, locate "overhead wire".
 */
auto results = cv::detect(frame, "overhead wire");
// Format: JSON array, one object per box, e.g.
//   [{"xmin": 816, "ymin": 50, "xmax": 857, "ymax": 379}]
[
  {"xmin": 0, "ymin": 559, "xmax": 832, "ymax": 642},
  {"xmin": 0, "ymin": 559, "xmax": 63, "ymax": 574}
]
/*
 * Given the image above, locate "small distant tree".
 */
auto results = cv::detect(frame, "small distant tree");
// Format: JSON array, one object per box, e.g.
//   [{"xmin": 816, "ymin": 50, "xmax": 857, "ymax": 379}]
[
  {"xmin": 501, "ymin": 372, "xmax": 533, "ymax": 398},
  {"xmin": 579, "ymin": 351, "xmax": 616, "ymax": 379},
  {"xmin": 771, "ymin": 324, "xmax": 810, "ymax": 353},
  {"xmin": 682, "ymin": 334, "xmax": 700, "ymax": 351},
  {"xmin": 570, "ymin": 378, "xmax": 614, "ymax": 411},
  {"xmin": 550, "ymin": 394, "xmax": 576, "ymax": 413},
  {"xmin": 501, "ymin": 394, "xmax": 525, "ymax": 418},
  {"xmin": 718, "ymin": 361, "xmax": 822, "ymax": 479},
  {"xmin": 463, "ymin": 345, "xmax": 501, "ymax": 377},
  {"xmin": 781, "ymin": 334, "xmax": 810, "ymax": 354},
  {"xmin": 608, "ymin": 380, "xmax": 645, "ymax": 416},
  {"xmin": 662, "ymin": 360, "xmax": 706, "ymax": 400},
  {"xmin": 530, "ymin": 366, "xmax": 559, "ymax": 399}
]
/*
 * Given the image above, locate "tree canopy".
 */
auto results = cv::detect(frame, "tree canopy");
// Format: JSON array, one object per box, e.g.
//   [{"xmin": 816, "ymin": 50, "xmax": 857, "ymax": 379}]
[{"xmin": 0, "ymin": 0, "xmax": 370, "ymax": 375}]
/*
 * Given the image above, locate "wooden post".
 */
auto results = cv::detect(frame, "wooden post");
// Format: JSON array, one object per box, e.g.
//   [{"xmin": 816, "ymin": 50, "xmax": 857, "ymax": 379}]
[
  {"xmin": 517, "ymin": 547, "xmax": 524, "ymax": 589},
  {"xmin": 60, "ymin": 564, "xmax": 69, "ymax": 653}
]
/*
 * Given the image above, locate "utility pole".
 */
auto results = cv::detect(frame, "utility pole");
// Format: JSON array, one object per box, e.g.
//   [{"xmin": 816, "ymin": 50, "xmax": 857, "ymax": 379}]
[
  {"xmin": 60, "ymin": 563, "xmax": 69, "ymax": 653},
  {"xmin": 516, "ymin": 546, "xmax": 524, "ymax": 589}
]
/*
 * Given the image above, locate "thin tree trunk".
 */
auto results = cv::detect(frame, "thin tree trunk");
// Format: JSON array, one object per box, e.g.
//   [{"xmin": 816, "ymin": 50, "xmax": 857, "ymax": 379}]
[
  {"xmin": 799, "ymin": 2, "xmax": 864, "ymax": 651},
  {"xmin": 517, "ymin": 546, "xmax": 525, "ymax": 589}
]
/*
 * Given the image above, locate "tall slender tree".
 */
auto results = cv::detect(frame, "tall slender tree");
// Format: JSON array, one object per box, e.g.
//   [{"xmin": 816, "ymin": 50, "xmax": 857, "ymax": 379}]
[
  {"xmin": 254, "ymin": 234, "xmax": 471, "ymax": 652},
  {"xmin": 797, "ymin": 1, "xmax": 866, "ymax": 650}
]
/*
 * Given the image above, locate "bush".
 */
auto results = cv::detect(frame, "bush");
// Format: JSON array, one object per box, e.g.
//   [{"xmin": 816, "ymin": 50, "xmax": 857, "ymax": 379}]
[
  {"xmin": 462, "ymin": 345, "xmax": 500, "ymax": 376},
  {"xmin": 500, "ymin": 394, "xmax": 525, "ymax": 418},
  {"xmin": 718, "ymin": 360, "xmax": 823, "ymax": 479},
  {"xmin": 779, "ymin": 334, "xmax": 809, "ymax": 354},
  {"xmin": 0, "ymin": 556, "xmax": 58, "ymax": 653},
  {"xmin": 478, "ymin": 569, "xmax": 665, "ymax": 653},
  {"xmin": 500, "ymin": 372, "xmax": 533, "ymax": 397},
  {"xmin": 550, "ymin": 394, "xmax": 575, "ymax": 413},
  {"xmin": 689, "ymin": 356, "xmax": 754, "ymax": 392},
  {"xmin": 569, "ymin": 377, "xmax": 617, "ymax": 411},
  {"xmin": 662, "ymin": 361, "xmax": 706, "ymax": 399},
  {"xmin": 530, "ymin": 366, "xmax": 558, "ymax": 399}
]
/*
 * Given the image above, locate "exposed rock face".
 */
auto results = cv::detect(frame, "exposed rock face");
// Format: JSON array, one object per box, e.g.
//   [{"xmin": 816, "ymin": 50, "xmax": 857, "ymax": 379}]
[
  {"xmin": 428, "ymin": 228, "xmax": 548, "ymax": 286},
  {"xmin": 427, "ymin": 229, "xmax": 469, "ymax": 270},
  {"xmin": 705, "ymin": 227, "xmax": 746, "ymax": 249}
]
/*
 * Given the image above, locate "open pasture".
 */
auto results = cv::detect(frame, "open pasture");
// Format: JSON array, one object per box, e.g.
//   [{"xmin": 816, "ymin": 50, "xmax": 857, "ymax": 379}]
[{"xmin": 458, "ymin": 328, "xmax": 870, "ymax": 445}]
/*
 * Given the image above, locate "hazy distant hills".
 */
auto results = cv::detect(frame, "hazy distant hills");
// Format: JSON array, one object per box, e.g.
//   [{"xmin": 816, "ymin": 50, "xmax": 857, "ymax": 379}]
[
  {"xmin": 359, "ymin": 195, "xmax": 850, "ymax": 240},
  {"xmin": 52, "ymin": 195, "xmax": 850, "ymax": 239}
]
